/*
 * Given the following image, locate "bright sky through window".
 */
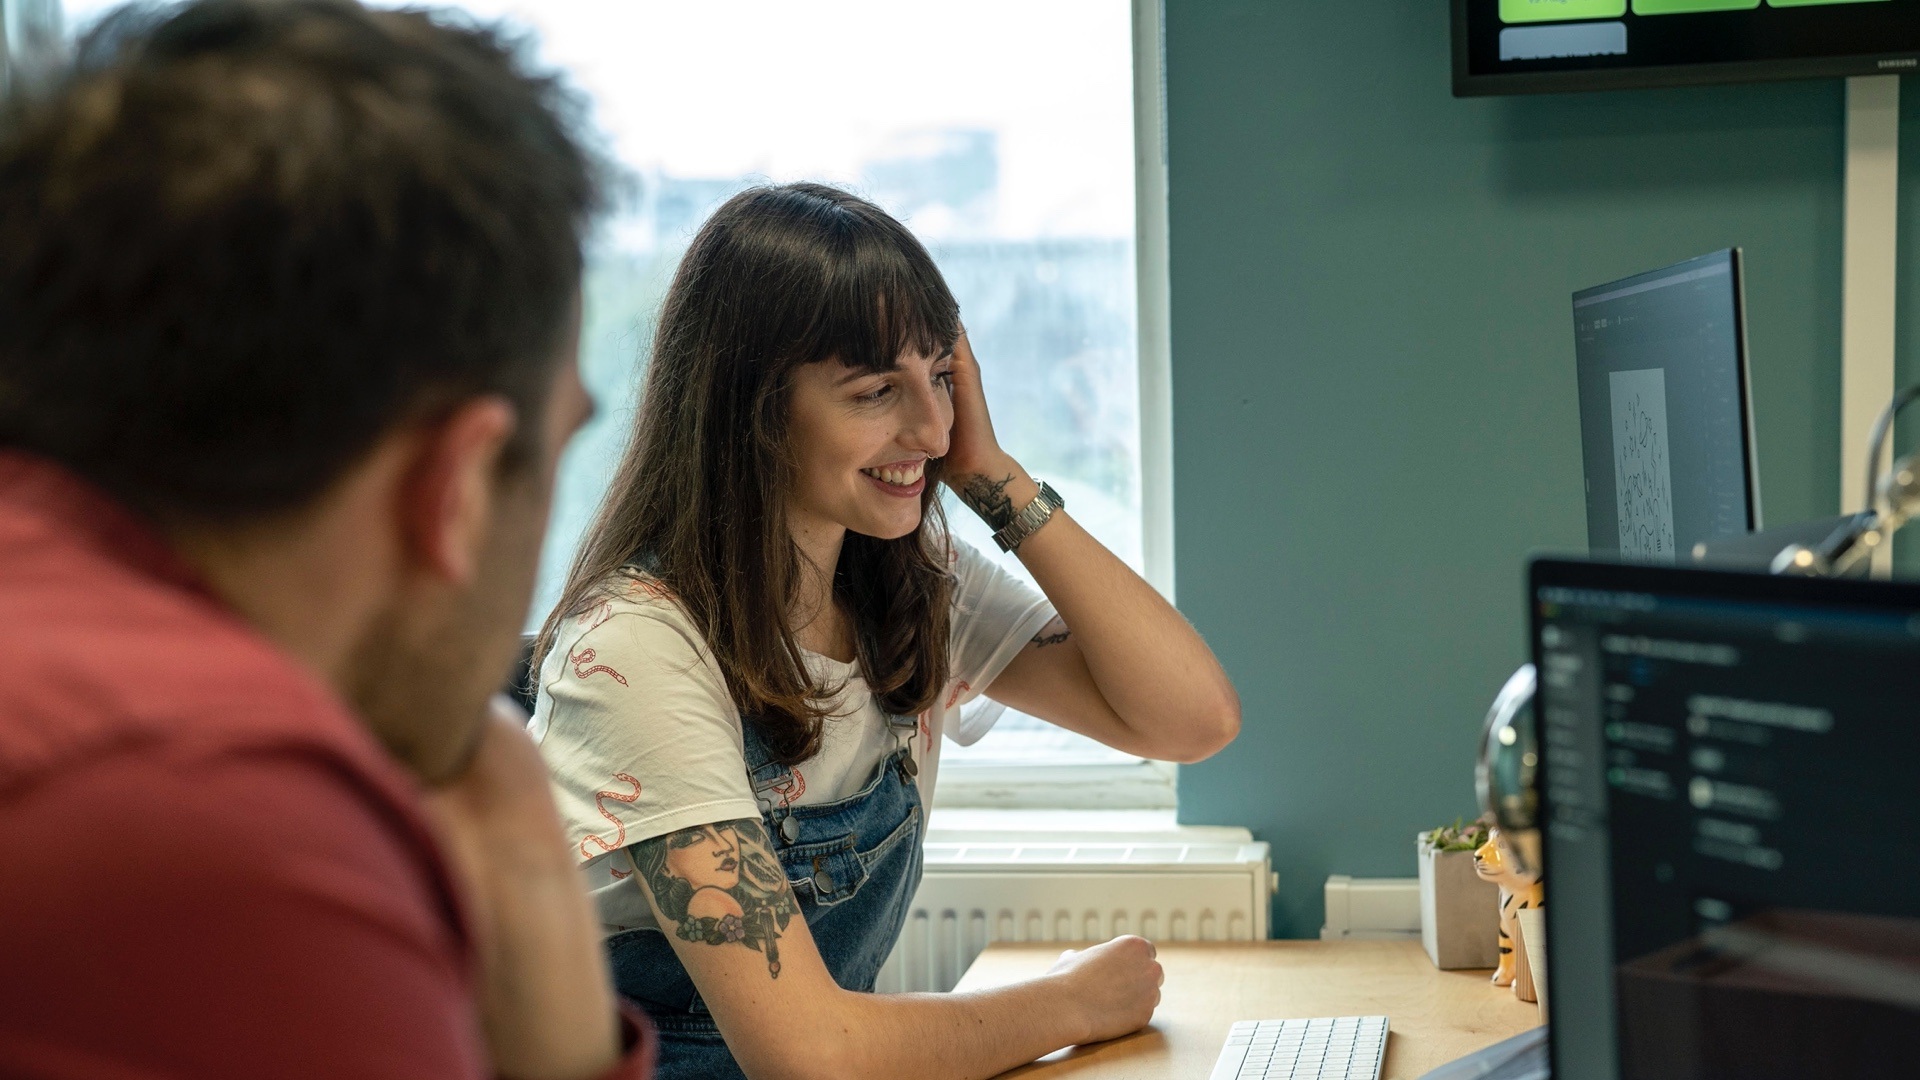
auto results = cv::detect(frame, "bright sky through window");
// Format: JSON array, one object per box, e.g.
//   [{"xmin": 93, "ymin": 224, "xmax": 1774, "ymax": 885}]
[{"xmin": 60, "ymin": 0, "xmax": 1145, "ymax": 770}]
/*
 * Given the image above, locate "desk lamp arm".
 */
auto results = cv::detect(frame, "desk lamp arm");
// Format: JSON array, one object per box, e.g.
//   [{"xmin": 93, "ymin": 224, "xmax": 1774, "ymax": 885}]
[
  {"xmin": 1475, "ymin": 664, "xmax": 1540, "ymax": 874},
  {"xmin": 1778, "ymin": 383, "xmax": 1920, "ymax": 576}
]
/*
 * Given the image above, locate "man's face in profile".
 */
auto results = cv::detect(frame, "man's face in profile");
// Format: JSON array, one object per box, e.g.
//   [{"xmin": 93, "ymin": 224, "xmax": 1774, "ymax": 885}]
[{"xmin": 348, "ymin": 303, "xmax": 592, "ymax": 783}]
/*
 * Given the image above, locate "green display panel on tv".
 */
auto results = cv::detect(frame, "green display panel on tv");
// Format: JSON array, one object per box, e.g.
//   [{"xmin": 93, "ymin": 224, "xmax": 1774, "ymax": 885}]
[
  {"xmin": 1500, "ymin": 0, "xmax": 1629, "ymax": 22},
  {"xmin": 1456, "ymin": 0, "xmax": 1918, "ymax": 94},
  {"xmin": 1632, "ymin": 0, "xmax": 1761, "ymax": 14}
]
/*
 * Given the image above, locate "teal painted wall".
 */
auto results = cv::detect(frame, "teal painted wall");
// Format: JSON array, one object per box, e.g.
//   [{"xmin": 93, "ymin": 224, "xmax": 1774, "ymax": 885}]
[{"xmin": 1162, "ymin": 1, "xmax": 1910, "ymax": 938}]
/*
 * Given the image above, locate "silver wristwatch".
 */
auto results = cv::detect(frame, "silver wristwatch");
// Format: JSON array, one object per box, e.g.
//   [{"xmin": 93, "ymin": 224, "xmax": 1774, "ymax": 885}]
[{"xmin": 992, "ymin": 481, "xmax": 1065, "ymax": 552}]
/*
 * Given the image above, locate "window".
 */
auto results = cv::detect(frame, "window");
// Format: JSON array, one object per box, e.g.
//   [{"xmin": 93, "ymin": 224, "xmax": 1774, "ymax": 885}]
[
  {"xmin": 4, "ymin": 0, "xmax": 62, "ymax": 91},
  {"xmin": 59, "ymin": 0, "xmax": 1170, "ymax": 806}
]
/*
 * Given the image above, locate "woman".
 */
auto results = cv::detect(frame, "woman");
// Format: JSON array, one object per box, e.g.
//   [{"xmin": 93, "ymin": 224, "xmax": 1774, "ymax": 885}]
[{"xmin": 531, "ymin": 183, "xmax": 1239, "ymax": 1080}]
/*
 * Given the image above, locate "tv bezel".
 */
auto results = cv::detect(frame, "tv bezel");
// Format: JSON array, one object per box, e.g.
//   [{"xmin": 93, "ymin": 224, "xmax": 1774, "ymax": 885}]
[{"xmin": 1450, "ymin": 0, "xmax": 1920, "ymax": 97}]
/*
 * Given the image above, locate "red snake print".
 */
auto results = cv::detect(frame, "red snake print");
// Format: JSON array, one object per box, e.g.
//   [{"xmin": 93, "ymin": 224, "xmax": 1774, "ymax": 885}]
[
  {"xmin": 944, "ymin": 680, "xmax": 971, "ymax": 709},
  {"xmin": 770, "ymin": 768, "xmax": 806, "ymax": 808},
  {"xmin": 584, "ymin": 599, "xmax": 616, "ymax": 631},
  {"xmin": 624, "ymin": 574, "xmax": 676, "ymax": 602},
  {"xmin": 570, "ymin": 647, "xmax": 628, "ymax": 686},
  {"xmin": 579, "ymin": 773, "xmax": 644, "ymax": 860}
]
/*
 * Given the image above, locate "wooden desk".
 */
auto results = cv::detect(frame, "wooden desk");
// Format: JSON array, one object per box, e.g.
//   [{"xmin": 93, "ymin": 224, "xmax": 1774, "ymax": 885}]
[{"xmin": 956, "ymin": 940, "xmax": 1540, "ymax": 1080}]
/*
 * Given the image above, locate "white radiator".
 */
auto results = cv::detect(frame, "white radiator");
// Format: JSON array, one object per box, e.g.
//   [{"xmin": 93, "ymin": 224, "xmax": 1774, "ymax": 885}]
[{"xmin": 875, "ymin": 836, "xmax": 1274, "ymax": 993}]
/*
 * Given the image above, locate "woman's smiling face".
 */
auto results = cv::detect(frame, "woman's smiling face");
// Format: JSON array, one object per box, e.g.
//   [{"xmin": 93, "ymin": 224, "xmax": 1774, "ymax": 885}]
[
  {"xmin": 785, "ymin": 349, "xmax": 955, "ymax": 543},
  {"xmin": 664, "ymin": 823, "xmax": 741, "ymax": 891}
]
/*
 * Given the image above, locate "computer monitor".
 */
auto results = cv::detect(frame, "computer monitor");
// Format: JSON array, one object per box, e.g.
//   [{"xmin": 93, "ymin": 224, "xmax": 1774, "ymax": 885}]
[
  {"xmin": 1530, "ymin": 558, "xmax": 1920, "ymax": 1080},
  {"xmin": 1574, "ymin": 249, "xmax": 1759, "ymax": 562}
]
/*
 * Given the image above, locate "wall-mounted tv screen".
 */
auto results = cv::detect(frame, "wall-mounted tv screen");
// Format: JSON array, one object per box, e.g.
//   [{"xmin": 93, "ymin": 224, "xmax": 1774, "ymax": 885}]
[{"xmin": 1452, "ymin": 0, "xmax": 1920, "ymax": 96}]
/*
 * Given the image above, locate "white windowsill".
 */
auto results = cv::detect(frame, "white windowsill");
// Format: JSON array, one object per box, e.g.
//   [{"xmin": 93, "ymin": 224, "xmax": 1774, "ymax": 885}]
[
  {"xmin": 924, "ymin": 807, "xmax": 1253, "ymax": 846},
  {"xmin": 933, "ymin": 758, "xmax": 1179, "ymax": 811}
]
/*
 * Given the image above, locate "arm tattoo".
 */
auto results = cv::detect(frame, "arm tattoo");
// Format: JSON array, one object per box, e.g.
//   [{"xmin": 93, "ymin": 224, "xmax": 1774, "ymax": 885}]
[
  {"xmin": 1030, "ymin": 617, "xmax": 1071, "ymax": 649},
  {"xmin": 632, "ymin": 818, "xmax": 796, "ymax": 978},
  {"xmin": 958, "ymin": 472, "xmax": 1018, "ymax": 530}
]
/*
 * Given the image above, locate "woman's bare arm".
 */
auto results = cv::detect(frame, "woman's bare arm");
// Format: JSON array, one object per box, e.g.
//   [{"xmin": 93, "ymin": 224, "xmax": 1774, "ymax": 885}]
[
  {"xmin": 629, "ymin": 818, "xmax": 1162, "ymax": 1080},
  {"xmin": 940, "ymin": 333, "xmax": 1240, "ymax": 763}
]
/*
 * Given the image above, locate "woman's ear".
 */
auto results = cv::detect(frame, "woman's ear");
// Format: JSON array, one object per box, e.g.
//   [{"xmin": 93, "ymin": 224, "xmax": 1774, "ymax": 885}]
[{"xmin": 400, "ymin": 396, "xmax": 519, "ymax": 585}]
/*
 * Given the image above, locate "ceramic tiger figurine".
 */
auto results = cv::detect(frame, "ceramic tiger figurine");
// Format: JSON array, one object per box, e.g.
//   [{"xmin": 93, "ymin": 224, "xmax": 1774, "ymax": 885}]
[{"xmin": 1473, "ymin": 828, "xmax": 1543, "ymax": 991}]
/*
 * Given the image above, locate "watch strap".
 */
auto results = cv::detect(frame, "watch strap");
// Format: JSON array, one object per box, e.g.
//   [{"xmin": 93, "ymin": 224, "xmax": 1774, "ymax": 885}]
[{"xmin": 992, "ymin": 481, "xmax": 1064, "ymax": 552}]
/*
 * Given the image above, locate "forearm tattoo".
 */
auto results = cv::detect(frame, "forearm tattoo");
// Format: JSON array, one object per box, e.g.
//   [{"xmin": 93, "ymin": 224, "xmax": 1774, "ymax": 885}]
[
  {"xmin": 1030, "ymin": 617, "xmax": 1071, "ymax": 649},
  {"xmin": 959, "ymin": 472, "xmax": 1018, "ymax": 529},
  {"xmin": 632, "ymin": 818, "xmax": 797, "ymax": 978}
]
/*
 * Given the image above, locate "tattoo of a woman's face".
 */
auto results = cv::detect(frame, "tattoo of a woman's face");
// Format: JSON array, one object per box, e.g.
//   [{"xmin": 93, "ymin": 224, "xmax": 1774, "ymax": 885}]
[
  {"xmin": 632, "ymin": 819, "xmax": 797, "ymax": 978},
  {"xmin": 959, "ymin": 472, "xmax": 1017, "ymax": 529}
]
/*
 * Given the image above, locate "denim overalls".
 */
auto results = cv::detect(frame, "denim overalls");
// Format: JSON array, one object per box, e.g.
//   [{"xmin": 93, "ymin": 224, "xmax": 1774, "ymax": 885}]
[{"xmin": 607, "ymin": 713, "xmax": 926, "ymax": 1080}]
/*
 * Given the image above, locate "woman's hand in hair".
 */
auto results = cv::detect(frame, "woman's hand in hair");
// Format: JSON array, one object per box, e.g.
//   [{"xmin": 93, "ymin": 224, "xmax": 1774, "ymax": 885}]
[
  {"xmin": 962, "ymin": 322, "xmax": 1242, "ymax": 764},
  {"xmin": 943, "ymin": 331, "xmax": 1042, "ymax": 532}
]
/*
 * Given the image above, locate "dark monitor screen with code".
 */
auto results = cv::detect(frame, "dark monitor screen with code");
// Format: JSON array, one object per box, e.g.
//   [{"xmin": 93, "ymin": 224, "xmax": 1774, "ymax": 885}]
[{"xmin": 1530, "ymin": 559, "xmax": 1920, "ymax": 1080}]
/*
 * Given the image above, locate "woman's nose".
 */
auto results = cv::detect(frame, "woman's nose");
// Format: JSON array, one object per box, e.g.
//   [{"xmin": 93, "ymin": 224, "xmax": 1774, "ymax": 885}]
[{"xmin": 898, "ymin": 380, "xmax": 951, "ymax": 458}]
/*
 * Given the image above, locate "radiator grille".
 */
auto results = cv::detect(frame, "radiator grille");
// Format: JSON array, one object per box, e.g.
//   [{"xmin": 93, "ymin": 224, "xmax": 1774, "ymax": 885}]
[{"xmin": 875, "ymin": 840, "xmax": 1272, "ymax": 992}]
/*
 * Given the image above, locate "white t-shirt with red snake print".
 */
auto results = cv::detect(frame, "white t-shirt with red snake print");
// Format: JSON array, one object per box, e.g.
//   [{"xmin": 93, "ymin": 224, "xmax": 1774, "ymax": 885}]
[{"xmin": 530, "ymin": 539, "xmax": 1056, "ymax": 935}]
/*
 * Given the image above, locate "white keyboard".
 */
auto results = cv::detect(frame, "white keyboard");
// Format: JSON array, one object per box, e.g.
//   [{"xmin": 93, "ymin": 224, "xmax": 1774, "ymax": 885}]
[{"xmin": 1208, "ymin": 1016, "xmax": 1390, "ymax": 1080}]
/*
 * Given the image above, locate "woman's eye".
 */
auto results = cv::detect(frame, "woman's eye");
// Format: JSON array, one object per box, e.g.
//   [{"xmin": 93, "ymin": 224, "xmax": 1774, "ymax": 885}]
[
  {"xmin": 856, "ymin": 383, "xmax": 894, "ymax": 403},
  {"xmin": 934, "ymin": 370, "xmax": 955, "ymax": 390}
]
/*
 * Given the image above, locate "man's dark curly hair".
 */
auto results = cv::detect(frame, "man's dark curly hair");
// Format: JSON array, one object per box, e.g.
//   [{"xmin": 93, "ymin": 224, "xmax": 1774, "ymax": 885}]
[{"xmin": 0, "ymin": 0, "xmax": 606, "ymax": 520}]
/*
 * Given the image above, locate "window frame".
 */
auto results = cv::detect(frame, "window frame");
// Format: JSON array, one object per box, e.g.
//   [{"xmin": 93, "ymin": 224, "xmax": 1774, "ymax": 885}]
[{"xmin": 932, "ymin": 0, "xmax": 1177, "ymax": 811}]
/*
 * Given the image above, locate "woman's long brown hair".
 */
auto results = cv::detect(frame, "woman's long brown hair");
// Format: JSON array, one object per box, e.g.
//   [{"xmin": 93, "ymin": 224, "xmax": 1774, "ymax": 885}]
[{"xmin": 534, "ymin": 183, "xmax": 958, "ymax": 765}]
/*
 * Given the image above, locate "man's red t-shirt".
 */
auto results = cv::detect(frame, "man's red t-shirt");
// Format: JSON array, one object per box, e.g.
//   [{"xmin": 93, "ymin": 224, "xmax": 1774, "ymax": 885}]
[{"xmin": 0, "ymin": 453, "xmax": 653, "ymax": 1079}]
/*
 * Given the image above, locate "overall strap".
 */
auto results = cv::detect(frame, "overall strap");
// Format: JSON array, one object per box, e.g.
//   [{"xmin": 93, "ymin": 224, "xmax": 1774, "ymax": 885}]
[
  {"xmin": 740, "ymin": 712, "xmax": 922, "ymax": 844},
  {"xmin": 887, "ymin": 711, "xmax": 922, "ymax": 780},
  {"xmin": 739, "ymin": 719, "xmax": 800, "ymax": 844}
]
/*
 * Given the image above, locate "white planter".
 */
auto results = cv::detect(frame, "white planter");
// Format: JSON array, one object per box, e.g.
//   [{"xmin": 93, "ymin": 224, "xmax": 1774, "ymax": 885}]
[
  {"xmin": 1516, "ymin": 906, "xmax": 1549, "ymax": 1020},
  {"xmin": 1417, "ymin": 832, "xmax": 1501, "ymax": 970}
]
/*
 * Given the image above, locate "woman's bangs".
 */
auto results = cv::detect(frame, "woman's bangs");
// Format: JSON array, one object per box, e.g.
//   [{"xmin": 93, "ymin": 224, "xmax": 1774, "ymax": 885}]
[{"xmin": 808, "ymin": 231, "xmax": 959, "ymax": 375}]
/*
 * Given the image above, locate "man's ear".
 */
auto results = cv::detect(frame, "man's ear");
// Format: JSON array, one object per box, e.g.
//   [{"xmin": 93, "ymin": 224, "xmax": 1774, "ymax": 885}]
[{"xmin": 401, "ymin": 396, "xmax": 519, "ymax": 585}]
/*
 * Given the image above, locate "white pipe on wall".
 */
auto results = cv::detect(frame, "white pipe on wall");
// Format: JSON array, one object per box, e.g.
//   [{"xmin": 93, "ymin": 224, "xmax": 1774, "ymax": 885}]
[{"xmin": 1840, "ymin": 75, "xmax": 1901, "ymax": 576}]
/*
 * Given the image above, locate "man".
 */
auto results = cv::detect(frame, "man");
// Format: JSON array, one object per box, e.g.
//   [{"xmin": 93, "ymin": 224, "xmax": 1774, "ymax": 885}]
[{"xmin": 0, "ymin": 2, "xmax": 651, "ymax": 1077}]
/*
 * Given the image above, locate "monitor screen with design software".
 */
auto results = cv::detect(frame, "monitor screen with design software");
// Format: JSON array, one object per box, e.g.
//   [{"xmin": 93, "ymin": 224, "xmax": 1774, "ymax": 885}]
[
  {"xmin": 1531, "ymin": 558, "xmax": 1920, "ymax": 1080},
  {"xmin": 1574, "ymin": 249, "xmax": 1759, "ymax": 563}
]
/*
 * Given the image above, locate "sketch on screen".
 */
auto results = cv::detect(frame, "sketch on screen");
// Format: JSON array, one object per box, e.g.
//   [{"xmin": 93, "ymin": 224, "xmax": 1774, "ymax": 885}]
[{"xmin": 1610, "ymin": 367, "xmax": 1676, "ymax": 561}]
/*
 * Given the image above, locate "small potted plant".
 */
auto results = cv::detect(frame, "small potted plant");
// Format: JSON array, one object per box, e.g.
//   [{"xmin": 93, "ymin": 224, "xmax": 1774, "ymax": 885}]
[{"xmin": 1417, "ymin": 816, "xmax": 1501, "ymax": 970}]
